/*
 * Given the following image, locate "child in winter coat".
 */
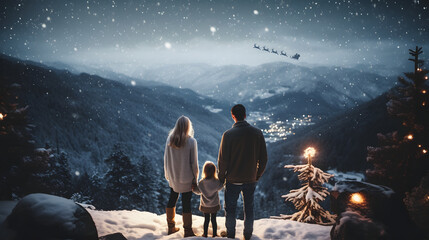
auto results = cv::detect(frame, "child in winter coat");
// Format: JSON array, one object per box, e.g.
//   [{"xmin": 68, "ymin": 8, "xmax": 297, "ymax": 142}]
[{"xmin": 192, "ymin": 161, "xmax": 224, "ymax": 238}]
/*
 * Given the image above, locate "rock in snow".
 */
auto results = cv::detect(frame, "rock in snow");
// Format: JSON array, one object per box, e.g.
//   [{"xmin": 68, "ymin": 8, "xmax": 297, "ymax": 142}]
[{"xmin": 1, "ymin": 193, "xmax": 97, "ymax": 240}]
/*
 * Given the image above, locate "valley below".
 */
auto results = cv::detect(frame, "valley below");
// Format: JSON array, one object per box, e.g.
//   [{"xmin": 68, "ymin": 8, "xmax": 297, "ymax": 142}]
[{"xmin": 1, "ymin": 54, "xmax": 399, "ymax": 218}]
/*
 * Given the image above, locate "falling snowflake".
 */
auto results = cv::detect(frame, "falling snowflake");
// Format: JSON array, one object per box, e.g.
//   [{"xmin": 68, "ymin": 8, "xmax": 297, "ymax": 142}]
[
  {"xmin": 210, "ymin": 26, "xmax": 217, "ymax": 33},
  {"xmin": 131, "ymin": 80, "xmax": 136, "ymax": 86},
  {"xmin": 41, "ymin": 23, "xmax": 47, "ymax": 28},
  {"xmin": 164, "ymin": 42, "xmax": 172, "ymax": 49},
  {"xmin": 253, "ymin": 10, "xmax": 259, "ymax": 15}
]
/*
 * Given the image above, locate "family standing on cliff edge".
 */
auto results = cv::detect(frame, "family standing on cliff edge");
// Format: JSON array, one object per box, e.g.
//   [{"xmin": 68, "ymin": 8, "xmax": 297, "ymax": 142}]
[{"xmin": 164, "ymin": 104, "xmax": 268, "ymax": 240}]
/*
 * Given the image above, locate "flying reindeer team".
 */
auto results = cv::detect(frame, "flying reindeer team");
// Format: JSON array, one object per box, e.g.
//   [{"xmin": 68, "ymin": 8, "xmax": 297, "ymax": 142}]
[{"xmin": 253, "ymin": 43, "xmax": 300, "ymax": 60}]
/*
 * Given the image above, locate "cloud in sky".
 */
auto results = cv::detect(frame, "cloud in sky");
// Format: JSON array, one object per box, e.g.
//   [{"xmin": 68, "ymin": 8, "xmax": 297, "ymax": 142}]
[{"xmin": 1, "ymin": 0, "xmax": 427, "ymax": 75}]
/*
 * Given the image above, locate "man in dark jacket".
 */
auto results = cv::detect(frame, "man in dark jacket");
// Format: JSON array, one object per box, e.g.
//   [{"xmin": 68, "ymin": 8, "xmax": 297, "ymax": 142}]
[{"xmin": 218, "ymin": 104, "xmax": 268, "ymax": 240}]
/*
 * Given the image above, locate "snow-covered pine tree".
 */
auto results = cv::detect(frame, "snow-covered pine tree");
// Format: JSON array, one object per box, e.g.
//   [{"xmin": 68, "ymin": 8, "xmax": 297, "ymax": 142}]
[
  {"xmin": 103, "ymin": 147, "xmax": 141, "ymax": 210},
  {"xmin": 278, "ymin": 147, "xmax": 336, "ymax": 225},
  {"xmin": 366, "ymin": 46, "xmax": 429, "ymax": 198},
  {"xmin": 0, "ymin": 82, "xmax": 37, "ymax": 199}
]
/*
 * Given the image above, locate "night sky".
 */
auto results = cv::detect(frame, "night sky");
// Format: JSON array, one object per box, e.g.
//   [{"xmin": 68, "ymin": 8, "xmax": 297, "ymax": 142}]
[{"xmin": 1, "ymin": 0, "xmax": 428, "ymax": 73}]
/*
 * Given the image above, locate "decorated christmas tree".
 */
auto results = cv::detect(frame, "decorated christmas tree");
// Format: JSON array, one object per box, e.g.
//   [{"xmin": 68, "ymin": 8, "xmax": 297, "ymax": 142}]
[
  {"xmin": 278, "ymin": 147, "xmax": 336, "ymax": 224},
  {"xmin": 366, "ymin": 46, "xmax": 429, "ymax": 235},
  {"xmin": 367, "ymin": 46, "xmax": 429, "ymax": 198}
]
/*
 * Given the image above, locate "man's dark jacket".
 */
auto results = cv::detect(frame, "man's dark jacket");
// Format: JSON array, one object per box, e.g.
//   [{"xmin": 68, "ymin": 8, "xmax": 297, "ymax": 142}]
[{"xmin": 218, "ymin": 121, "xmax": 268, "ymax": 184}]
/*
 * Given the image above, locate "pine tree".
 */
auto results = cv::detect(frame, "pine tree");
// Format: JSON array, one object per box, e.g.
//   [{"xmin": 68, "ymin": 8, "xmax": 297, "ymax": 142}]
[
  {"xmin": 0, "ymin": 82, "xmax": 35, "ymax": 199},
  {"xmin": 366, "ymin": 46, "xmax": 429, "ymax": 198},
  {"xmin": 277, "ymin": 147, "xmax": 336, "ymax": 224},
  {"xmin": 103, "ymin": 147, "xmax": 141, "ymax": 210},
  {"xmin": 136, "ymin": 155, "xmax": 158, "ymax": 212},
  {"xmin": 46, "ymin": 152, "xmax": 72, "ymax": 197}
]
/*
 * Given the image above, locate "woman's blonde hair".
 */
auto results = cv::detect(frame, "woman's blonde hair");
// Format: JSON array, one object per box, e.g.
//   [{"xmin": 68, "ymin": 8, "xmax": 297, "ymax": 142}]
[
  {"xmin": 202, "ymin": 161, "xmax": 218, "ymax": 180},
  {"xmin": 168, "ymin": 115, "xmax": 194, "ymax": 148}
]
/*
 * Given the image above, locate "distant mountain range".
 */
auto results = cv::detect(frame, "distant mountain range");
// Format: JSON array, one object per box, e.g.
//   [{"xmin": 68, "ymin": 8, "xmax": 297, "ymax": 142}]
[
  {"xmin": 133, "ymin": 62, "xmax": 394, "ymax": 106},
  {"xmin": 0, "ymin": 55, "xmax": 231, "ymax": 172}
]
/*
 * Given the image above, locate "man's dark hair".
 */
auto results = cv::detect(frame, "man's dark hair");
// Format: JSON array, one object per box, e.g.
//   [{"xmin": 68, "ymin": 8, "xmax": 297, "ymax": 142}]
[{"xmin": 231, "ymin": 104, "xmax": 246, "ymax": 121}]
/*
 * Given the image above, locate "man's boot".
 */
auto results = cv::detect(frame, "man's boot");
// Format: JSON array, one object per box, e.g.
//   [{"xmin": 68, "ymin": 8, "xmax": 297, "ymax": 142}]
[
  {"xmin": 183, "ymin": 212, "xmax": 196, "ymax": 237},
  {"xmin": 166, "ymin": 207, "xmax": 180, "ymax": 235}
]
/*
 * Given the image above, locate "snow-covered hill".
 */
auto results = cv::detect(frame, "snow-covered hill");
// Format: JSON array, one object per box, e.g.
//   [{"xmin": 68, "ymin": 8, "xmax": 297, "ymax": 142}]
[
  {"xmin": 89, "ymin": 208, "xmax": 331, "ymax": 240},
  {"xmin": 0, "ymin": 55, "xmax": 231, "ymax": 171},
  {"xmin": 0, "ymin": 199, "xmax": 331, "ymax": 240}
]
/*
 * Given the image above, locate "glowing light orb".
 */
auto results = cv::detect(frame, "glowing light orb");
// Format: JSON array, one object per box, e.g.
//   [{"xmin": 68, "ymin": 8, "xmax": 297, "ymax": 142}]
[
  {"xmin": 0, "ymin": 113, "xmax": 4, "ymax": 120},
  {"xmin": 423, "ymin": 149, "xmax": 428, "ymax": 154},
  {"xmin": 407, "ymin": 134, "xmax": 413, "ymax": 140},
  {"xmin": 264, "ymin": 27, "xmax": 269, "ymax": 32},
  {"xmin": 253, "ymin": 10, "xmax": 259, "ymax": 15},
  {"xmin": 47, "ymin": 16, "xmax": 51, "ymax": 21},
  {"xmin": 73, "ymin": 47, "xmax": 78, "ymax": 51},
  {"xmin": 304, "ymin": 147, "xmax": 316, "ymax": 159},
  {"xmin": 210, "ymin": 26, "xmax": 217, "ymax": 33},
  {"xmin": 350, "ymin": 193, "xmax": 364, "ymax": 204},
  {"xmin": 423, "ymin": 90, "xmax": 427, "ymax": 94},
  {"xmin": 164, "ymin": 42, "xmax": 172, "ymax": 49},
  {"xmin": 131, "ymin": 80, "xmax": 136, "ymax": 86},
  {"xmin": 41, "ymin": 23, "xmax": 47, "ymax": 28},
  {"xmin": 75, "ymin": 171, "xmax": 80, "ymax": 176}
]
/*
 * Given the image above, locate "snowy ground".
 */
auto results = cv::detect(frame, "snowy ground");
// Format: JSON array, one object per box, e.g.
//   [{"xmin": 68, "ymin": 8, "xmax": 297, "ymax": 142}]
[
  {"xmin": 88, "ymin": 209, "xmax": 331, "ymax": 240},
  {"xmin": 0, "ymin": 200, "xmax": 331, "ymax": 239}
]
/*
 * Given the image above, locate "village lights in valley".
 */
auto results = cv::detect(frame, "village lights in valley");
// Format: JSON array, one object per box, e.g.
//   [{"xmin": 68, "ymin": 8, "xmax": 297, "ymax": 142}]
[{"xmin": 350, "ymin": 193, "xmax": 365, "ymax": 204}]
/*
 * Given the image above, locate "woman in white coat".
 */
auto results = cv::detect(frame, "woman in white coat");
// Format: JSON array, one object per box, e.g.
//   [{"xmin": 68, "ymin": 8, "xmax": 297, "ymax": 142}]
[{"xmin": 164, "ymin": 115, "xmax": 198, "ymax": 237}]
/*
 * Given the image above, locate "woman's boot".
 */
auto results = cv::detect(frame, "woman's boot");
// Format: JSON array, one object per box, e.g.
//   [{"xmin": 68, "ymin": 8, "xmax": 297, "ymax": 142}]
[
  {"xmin": 183, "ymin": 213, "xmax": 196, "ymax": 237},
  {"xmin": 166, "ymin": 207, "xmax": 180, "ymax": 235}
]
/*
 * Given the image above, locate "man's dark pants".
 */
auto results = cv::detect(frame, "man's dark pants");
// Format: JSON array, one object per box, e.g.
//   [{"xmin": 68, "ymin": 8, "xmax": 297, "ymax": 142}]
[{"xmin": 224, "ymin": 182, "xmax": 256, "ymax": 239}]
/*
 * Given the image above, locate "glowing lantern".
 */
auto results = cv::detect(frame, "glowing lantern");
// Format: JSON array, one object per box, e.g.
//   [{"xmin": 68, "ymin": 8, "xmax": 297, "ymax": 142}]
[
  {"xmin": 423, "ymin": 90, "xmax": 427, "ymax": 94},
  {"xmin": 304, "ymin": 147, "xmax": 316, "ymax": 165},
  {"xmin": 425, "ymin": 76, "xmax": 428, "ymax": 80},
  {"xmin": 350, "ymin": 193, "xmax": 365, "ymax": 204},
  {"xmin": 423, "ymin": 102, "xmax": 426, "ymax": 106},
  {"xmin": 0, "ymin": 113, "xmax": 4, "ymax": 120},
  {"xmin": 406, "ymin": 134, "xmax": 413, "ymax": 140},
  {"xmin": 417, "ymin": 68, "xmax": 422, "ymax": 72},
  {"xmin": 423, "ymin": 149, "xmax": 428, "ymax": 154}
]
